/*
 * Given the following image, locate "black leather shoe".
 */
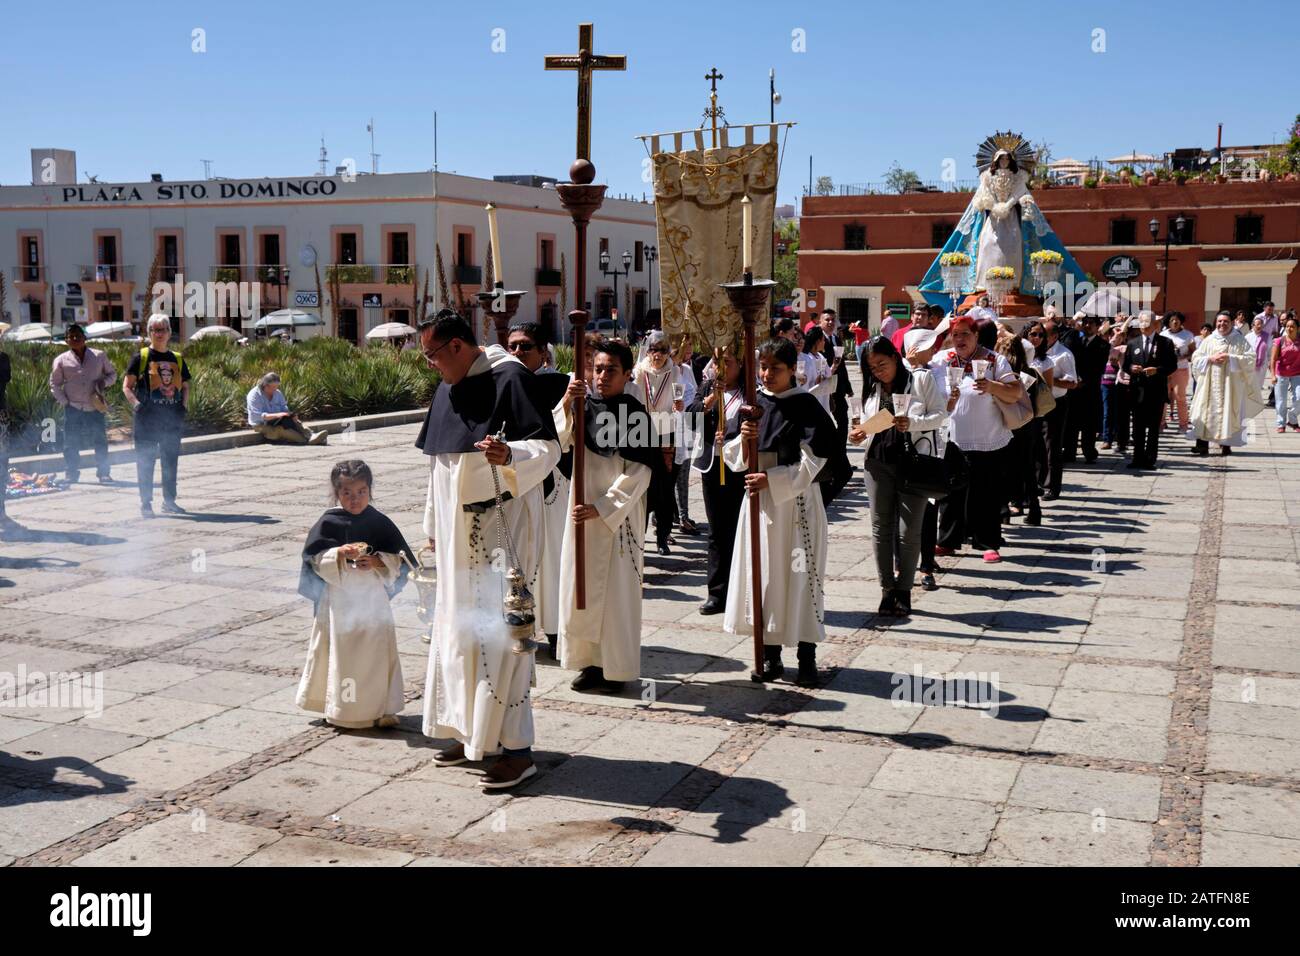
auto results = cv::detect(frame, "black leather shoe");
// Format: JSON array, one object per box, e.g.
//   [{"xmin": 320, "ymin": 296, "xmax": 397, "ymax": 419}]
[
  {"xmin": 656, "ymin": 543, "xmax": 671, "ymax": 556},
  {"xmin": 754, "ymin": 647, "xmax": 784, "ymax": 683},
  {"xmin": 1042, "ymin": 490, "xmax": 1060, "ymax": 501},
  {"xmin": 893, "ymin": 589, "xmax": 912, "ymax": 616},
  {"xmin": 921, "ymin": 573, "xmax": 938, "ymax": 591},
  {"xmin": 878, "ymin": 591, "xmax": 900, "ymax": 617},
  {"xmin": 570, "ymin": 666, "xmax": 605, "ymax": 691},
  {"xmin": 1024, "ymin": 512, "xmax": 1041, "ymax": 526},
  {"xmin": 699, "ymin": 599, "xmax": 724, "ymax": 616}
]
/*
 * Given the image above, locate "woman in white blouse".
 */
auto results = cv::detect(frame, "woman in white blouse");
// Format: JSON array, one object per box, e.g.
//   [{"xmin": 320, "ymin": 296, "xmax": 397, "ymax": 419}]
[
  {"xmin": 849, "ymin": 336, "xmax": 952, "ymax": 616},
  {"xmin": 802, "ymin": 326, "xmax": 835, "ymax": 414},
  {"xmin": 924, "ymin": 315, "xmax": 1025, "ymax": 564}
]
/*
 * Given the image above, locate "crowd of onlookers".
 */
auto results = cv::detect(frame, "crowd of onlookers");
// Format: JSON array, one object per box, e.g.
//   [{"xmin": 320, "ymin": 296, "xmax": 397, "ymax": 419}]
[{"xmin": 1, "ymin": 314, "xmax": 327, "ymax": 533}]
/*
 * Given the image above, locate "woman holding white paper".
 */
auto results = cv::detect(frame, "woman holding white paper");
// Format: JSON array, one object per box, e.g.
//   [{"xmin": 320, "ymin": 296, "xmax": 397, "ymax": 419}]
[{"xmin": 850, "ymin": 337, "xmax": 952, "ymax": 616}]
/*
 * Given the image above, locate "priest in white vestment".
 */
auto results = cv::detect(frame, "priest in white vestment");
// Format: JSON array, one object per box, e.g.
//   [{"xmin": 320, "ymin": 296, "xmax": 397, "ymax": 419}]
[
  {"xmin": 416, "ymin": 311, "xmax": 560, "ymax": 790},
  {"xmin": 1188, "ymin": 310, "xmax": 1263, "ymax": 456}
]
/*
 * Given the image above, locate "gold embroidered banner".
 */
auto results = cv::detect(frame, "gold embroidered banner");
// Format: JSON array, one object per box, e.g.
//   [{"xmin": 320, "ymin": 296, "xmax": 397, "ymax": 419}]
[{"xmin": 652, "ymin": 140, "xmax": 777, "ymax": 349}]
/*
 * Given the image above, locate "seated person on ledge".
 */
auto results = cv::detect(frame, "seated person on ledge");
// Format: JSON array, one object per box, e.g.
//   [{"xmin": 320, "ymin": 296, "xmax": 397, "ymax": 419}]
[{"xmin": 246, "ymin": 372, "xmax": 327, "ymax": 445}]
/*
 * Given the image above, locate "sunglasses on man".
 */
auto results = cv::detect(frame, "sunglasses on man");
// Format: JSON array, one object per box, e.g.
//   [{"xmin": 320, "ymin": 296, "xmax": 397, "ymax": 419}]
[{"xmin": 507, "ymin": 341, "xmax": 538, "ymax": 353}]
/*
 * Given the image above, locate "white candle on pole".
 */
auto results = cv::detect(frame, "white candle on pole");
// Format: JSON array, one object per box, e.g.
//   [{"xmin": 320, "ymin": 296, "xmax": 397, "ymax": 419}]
[
  {"xmin": 485, "ymin": 203, "xmax": 503, "ymax": 286},
  {"xmin": 741, "ymin": 195, "xmax": 753, "ymax": 273}
]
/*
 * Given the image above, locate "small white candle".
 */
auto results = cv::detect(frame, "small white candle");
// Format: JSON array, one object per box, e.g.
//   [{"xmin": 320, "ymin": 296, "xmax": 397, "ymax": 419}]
[
  {"xmin": 741, "ymin": 195, "xmax": 753, "ymax": 273},
  {"xmin": 485, "ymin": 203, "xmax": 503, "ymax": 286}
]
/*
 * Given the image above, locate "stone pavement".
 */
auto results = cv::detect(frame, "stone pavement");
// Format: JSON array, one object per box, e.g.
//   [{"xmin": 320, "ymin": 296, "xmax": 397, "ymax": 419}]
[{"xmin": 1, "ymin": 408, "xmax": 1297, "ymax": 867}]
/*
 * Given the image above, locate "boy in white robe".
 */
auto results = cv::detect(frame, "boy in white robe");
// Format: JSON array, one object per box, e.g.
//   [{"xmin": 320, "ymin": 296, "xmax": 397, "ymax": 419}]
[
  {"xmin": 296, "ymin": 460, "xmax": 413, "ymax": 729},
  {"xmin": 724, "ymin": 339, "xmax": 840, "ymax": 687},
  {"xmin": 416, "ymin": 311, "xmax": 560, "ymax": 790},
  {"xmin": 556, "ymin": 341, "xmax": 657, "ymax": 693}
]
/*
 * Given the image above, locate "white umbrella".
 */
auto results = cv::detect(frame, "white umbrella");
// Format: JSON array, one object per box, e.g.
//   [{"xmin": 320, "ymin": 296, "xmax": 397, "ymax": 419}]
[
  {"xmin": 1106, "ymin": 153, "xmax": 1159, "ymax": 166},
  {"xmin": 83, "ymin": 321, "xmax": 135, "ymax": 340},
  {"xmin": 189, "ymin": 324, "xmax": 242, "ymax": 341},
  {"xmin": 3, "ymin": 322, "xmax": 53, "ymax": 342},
  {"xmin": 1049, "ymin": 157, "xmax": 1089, "ymax": 169},
  {"xmin": 1077, "ymin": 286, "xmax": 1133, "ymax": 318},
  {"xmin": 255, "ymin": 309, "xmax": 323, "ymax": 330},
  {"xmin": 366, "ymin": 322, "xmax": 418, "ymax": 340}
]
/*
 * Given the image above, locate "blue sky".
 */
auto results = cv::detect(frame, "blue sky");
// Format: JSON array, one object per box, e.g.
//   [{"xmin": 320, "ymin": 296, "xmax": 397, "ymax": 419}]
[{"xmin": 2, "ymin": 0, "xmax": 1296, "ymax": 207}]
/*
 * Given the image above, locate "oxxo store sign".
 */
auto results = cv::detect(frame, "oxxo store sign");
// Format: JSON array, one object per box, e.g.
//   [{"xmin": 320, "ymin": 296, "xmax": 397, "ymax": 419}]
[{"xmin": 59, "ymin": 178, "xmax": 340, "ymax": 203}]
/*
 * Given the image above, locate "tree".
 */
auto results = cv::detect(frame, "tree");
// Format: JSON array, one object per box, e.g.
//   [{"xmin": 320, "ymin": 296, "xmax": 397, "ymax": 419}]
[
  {"xmin": 773, "ymin": 219, "xmax": 800, "ymax": 303},
  {"xmin": 1031, "ymin": 139, "xmax": 1054, "ymax": 179},
  {"xmin": 883, "ymin": 162, "xmax": 922, "ymax": 194},
  {"xmin": 814, "ymin": 175, "xmax": 835, "ymax": 196}
]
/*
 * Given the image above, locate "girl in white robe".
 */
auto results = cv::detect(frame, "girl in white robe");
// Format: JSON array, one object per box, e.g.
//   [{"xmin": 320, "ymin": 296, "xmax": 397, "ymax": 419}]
[
  {"xmin": 723, "ymin": 339, "xmax": 840, "ymax": 687},
  {"xmin": 296, "ymin": 460, "xmax": 412, "ymax": 729}
]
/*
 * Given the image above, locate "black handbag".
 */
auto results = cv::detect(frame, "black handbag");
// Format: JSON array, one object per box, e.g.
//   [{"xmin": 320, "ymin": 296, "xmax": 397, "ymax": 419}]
[{"xmin": 897, "ymin": 433, "xmax": 969, "ymax": 500}]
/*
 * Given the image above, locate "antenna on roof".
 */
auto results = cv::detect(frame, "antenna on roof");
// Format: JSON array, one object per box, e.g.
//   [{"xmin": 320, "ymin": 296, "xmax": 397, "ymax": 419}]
[
  {"xmin": 367, "ymin": 118, "xmax": 379, "ymax": 174},
  {"xmin": 201, "ymin": 159, "xmax": 214, "ymax": 179},
  {"xmin": 318, "ymin": 135, "xmax": 328, "ymax": 176}
]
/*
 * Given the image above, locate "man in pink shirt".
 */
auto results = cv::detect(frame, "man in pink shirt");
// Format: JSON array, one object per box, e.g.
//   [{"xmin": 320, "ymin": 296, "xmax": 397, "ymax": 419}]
[
  {"xmin": 49, "ymin": 324, "xmax": 117, "ymax": 483},
  {"xmin": 891, "ymin": 302, "xmax": 929, "ymax": 352}
]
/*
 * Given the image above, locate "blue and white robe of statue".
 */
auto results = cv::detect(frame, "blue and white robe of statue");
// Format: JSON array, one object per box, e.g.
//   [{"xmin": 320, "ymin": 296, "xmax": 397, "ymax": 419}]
[{"xmin": 919, "ymin": 172, "xmax": 1088, "ymax": 310}]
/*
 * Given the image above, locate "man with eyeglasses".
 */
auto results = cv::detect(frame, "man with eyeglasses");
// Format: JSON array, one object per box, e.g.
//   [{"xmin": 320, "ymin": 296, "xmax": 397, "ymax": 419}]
[
  {"xmin": 415, "ymin": 310, "xmax": 560, "ymax": 790},
  {"xmin": 507, "ymin": 320, "xmax": 571, "ymax": 661}
]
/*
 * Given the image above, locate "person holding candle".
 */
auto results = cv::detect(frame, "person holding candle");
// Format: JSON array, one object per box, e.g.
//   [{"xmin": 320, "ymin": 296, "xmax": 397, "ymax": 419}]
[{"xmin": 928, "ymin": 315, "xmax": 1024, "ymax": 563}]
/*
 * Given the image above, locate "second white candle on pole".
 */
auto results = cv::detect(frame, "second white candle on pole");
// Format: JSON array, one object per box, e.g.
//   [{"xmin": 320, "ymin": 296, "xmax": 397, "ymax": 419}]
[
  {"xmin": 485, "ymin": 203, "xmax": 503, "ymax": 286},
  {"xmin": 740, "ymin": 195, "xmax": 753, "ymax": 273}
]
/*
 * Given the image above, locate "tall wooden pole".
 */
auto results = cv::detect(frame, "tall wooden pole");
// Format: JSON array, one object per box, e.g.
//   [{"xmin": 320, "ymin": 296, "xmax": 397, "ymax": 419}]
[
  {"xmin": 556, "ymin": 170, "xmax": 604, "ymax": 610},
  {"xmin": 545, "ymin": 24, "xmax": 626, "ymax": 612},
  {"xmin": 721, "ymin": 274, "xmax": 776, "ymax": 681}
]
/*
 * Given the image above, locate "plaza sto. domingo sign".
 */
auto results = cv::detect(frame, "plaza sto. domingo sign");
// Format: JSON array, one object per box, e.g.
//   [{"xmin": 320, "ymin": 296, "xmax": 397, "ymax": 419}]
[
  {"xmin": 59, "ymin": 178, "xmax": 339, "ymax": 204},
  {"xmin": 1101, "ymin": 254, "xmax": 1141, "ymax": 281}
]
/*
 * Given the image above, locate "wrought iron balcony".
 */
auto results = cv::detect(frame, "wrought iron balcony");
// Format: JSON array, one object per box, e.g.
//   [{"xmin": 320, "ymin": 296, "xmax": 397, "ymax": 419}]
[
  {"xmin": 327, "ymin": 263, "xmax": 377, "ymax": 284},
  {"xmin": 11, "ymin": 265, "xmax": 46, "ymax": 282},
  {"xmin": 536, "ymin": 267, "xmax": 562, "ymax": 287},
  {"xmin": 77, "ymin": 264, "xmax": 135, "ymax": 282}
]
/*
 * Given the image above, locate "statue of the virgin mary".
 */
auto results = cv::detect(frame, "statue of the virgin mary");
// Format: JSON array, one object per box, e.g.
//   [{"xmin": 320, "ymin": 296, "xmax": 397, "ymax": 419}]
[{"xmin": 919, "ymin": 131, "xmax": 1087, "ymax": 305}]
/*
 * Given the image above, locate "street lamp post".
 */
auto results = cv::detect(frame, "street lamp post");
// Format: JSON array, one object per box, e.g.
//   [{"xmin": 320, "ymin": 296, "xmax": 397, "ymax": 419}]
[
  {"xmin": 1149, "ymin": 214, "xmax": 1186, "ymax": 314},
  {"xmin": 645, "ymin": 244, "xmax": 658, "ymax": 315},
  {"xmin": 599, "ymin": 248, "xmax": 632, "ymax": 334}
]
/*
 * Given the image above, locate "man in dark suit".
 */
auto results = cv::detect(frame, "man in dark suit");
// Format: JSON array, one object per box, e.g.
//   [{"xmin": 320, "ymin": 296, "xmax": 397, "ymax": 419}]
[
  {"xmin": 1063, "ymin": 314, "xmax": 1112, "ymax": 464},
  {"xmin": 1123, "ymin": 311, "xmax": 1178, "ymax": 469}
]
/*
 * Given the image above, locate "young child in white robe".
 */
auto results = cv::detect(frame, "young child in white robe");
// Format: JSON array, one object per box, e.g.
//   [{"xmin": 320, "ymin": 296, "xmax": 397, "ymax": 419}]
[
  {"xmin": 296, "ymin": 460, "xmax": 414, "ymax": 729},
  {"xmin": 724, "ymin": 339, "xmax": 840, "ymax": 687}
]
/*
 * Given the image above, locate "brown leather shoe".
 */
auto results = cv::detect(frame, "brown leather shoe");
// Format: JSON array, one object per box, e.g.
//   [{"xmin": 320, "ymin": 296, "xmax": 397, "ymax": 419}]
[
  {"xmin": 481, "ymin": 755, "xmax": 536, "ymax": 790},
  {"xmin": 433, "ymin": 743, "xmax": 468, "ymax": 767}
]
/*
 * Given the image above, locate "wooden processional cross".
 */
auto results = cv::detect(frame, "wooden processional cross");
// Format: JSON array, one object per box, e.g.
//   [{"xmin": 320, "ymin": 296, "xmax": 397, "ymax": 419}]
[
  {"xmin": 544, "ymin": 23, "xmax": 627, "ymax": 162},
  {"xmin": 544, "ymin": 23, "xmax": 625, "ymax": 610}
]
